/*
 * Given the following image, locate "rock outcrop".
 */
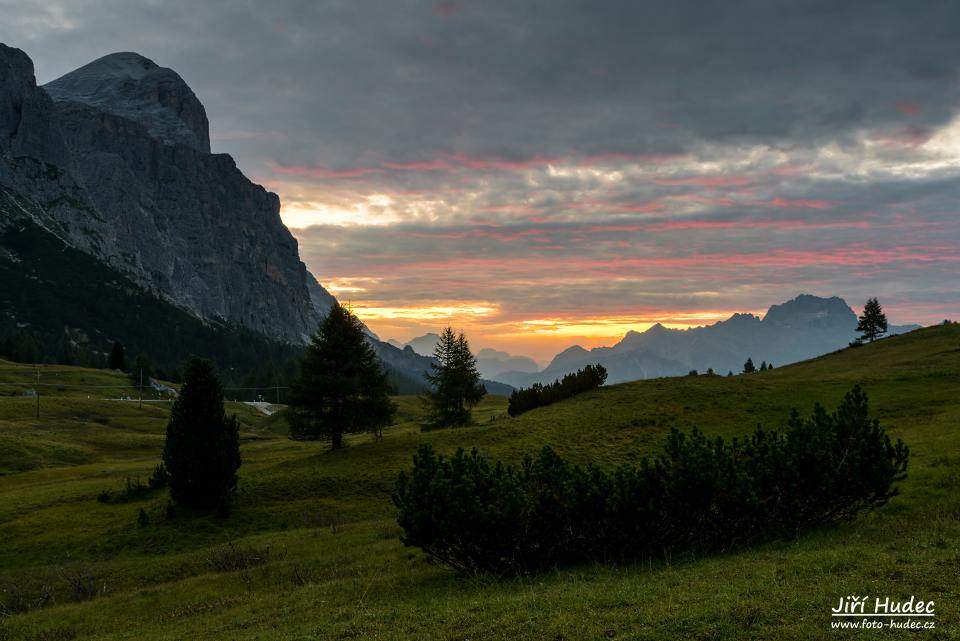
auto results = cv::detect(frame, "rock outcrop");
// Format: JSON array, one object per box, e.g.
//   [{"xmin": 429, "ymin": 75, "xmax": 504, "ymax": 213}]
[
  {"xmin": 1, "ymin": 44, "xmax": 335, "ymax": 342},
  {"xmin": 44, "ymin": 52, "xmax": 210, "ymax": 153}
]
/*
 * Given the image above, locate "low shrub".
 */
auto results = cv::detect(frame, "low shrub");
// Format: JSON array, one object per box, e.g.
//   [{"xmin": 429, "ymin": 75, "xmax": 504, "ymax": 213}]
[
  {"xmin": 394, "ymin": 385, "xmax": 909, "ymax": 574},
  {"xmin": 148, "ymin": 463, "xmax": 169, "ymax": 489},
  {"xmin": 96, "ymin": 477, "xmax": 150, "ymax": 504},
  {"xmin": 205, "ymin": 542, "xmax": 282, "ymax": 573},
  {"xmin": 507, "ymin": 364, "xmax": 607, "ymax": 417}
]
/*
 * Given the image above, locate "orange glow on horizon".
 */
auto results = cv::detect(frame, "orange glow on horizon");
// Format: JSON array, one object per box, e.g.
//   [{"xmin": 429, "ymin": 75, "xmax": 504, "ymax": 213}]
[{"xmin": 352, "ymin": 306, "xmax": 767, "ymax": 364}]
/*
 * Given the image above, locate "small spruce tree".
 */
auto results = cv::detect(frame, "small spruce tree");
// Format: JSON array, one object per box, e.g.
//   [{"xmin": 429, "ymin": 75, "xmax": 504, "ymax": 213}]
[
  {"xmin": 287, "ymin": 304, "xmax": 395, "ymax": 447},
  {"xmin": 162, "ymin": 358, "xmax": 241, "ymax": 510},
  {"xmin": 856, "ymin": 298, "xmax": 888, "ymax": 343},
  {"xmin": 422, "ymin": 327, "xmax": 486, "ymax": 428},
  {"xmin": 743, "ymin": 357, "xmax": 756, "ymax": 374}
]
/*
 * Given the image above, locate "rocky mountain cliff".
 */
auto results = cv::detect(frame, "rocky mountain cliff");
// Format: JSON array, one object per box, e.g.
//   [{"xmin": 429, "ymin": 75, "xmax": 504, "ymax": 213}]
[
  {"xmin": 0, "ymin": 45, "xmax": 332, "ymax": 342},
  {"xmin": 496, "ymin": 294, "xmax": 921, "ymax": 387}
]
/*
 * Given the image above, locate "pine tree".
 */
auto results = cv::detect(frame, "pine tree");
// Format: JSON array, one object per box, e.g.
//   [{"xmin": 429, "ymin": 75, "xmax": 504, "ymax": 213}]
[
  {"xmin": 856, "ymin": 298, "xmax": 888, "ymax": 343},
  {"xmin": 422, "ymin": 327, "xmax": 486, "ymax": 428},
  {"xmin": 162, "ymin": 358, "xmax": 241, "ymax": 510},
  {"xmin": 130, "ymin": 353, "xmax": 153, "ymax": 386},
  {"xmin": 109, "ymin": 341, "xmax": 127, "ymax": 372},
  {"xmin": 287, "ymin": 304, "xmax": 395, "ymax": 447},
  {"xmin": 760, "ymin": 361, "xmax": 767, "ymax": 371},
  {"xmin": 743, "ymin": 357, "xmax": 756, "ymax": 373}
]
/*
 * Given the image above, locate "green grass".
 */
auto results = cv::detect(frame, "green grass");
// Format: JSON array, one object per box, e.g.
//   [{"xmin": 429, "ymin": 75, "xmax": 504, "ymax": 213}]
[{"xmin": 1, "ymin": 325, "xmax": 959, "ymax": 640}]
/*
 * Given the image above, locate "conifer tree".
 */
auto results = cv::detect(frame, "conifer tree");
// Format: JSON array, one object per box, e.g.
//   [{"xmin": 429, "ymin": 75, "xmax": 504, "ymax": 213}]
[
  {"xmin": 743, "ymin": 357, "xmax": 756, "ymax": 373},
  {"xmin": 162, "ymin": 358, "xmax": 241, "ymax": 510},
  {"xmin": 130, "ymin": 353, "xmax": 153, "ymax": 385},
  {"xmin": 422, "ymin": 327, "xmax": 486, "ymax": 428},
  {"xmin": 109, "ymin": 341, "xmax": 127, "ymax": 372},
  {"xmin": 856, "ymin": 298, "xmax": 888, "ymax": 343},
  {"xmin": 287, "ymin": 304, "xmax": 395, "ymax": 447}
]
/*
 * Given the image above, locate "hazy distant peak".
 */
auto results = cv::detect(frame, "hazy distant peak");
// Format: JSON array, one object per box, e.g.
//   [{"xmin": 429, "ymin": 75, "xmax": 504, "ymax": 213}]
[
  {"xmin": 723, "ymin": 312, "xmax": 762, "ymax": 326},
  {"xmin": 559, "ymin": 344, "xmax": 589, "ymax": 355},
  {"xmin": 643, "ymin": 322, "xmax": 672, "ymax": 335},
  {"xmin": 44, "ymin": 51, "xmax": 210, "ymax": 153},
  {"xmin": 763, "ymin": 294, "xmax": 855, "ymax": 327},
  {"xmin": 405, "ymin": 332, "xmax": 442, "ymax": 356}
]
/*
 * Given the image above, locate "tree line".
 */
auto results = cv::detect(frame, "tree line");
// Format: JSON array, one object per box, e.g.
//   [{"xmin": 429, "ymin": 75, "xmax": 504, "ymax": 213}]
[{"xmin": 507, "ymin": 364, "xmax": 607, "ymax": 416}]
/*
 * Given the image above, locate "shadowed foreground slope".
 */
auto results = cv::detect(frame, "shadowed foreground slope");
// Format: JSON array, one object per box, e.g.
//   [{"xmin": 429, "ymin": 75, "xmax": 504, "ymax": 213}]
[{"xmin": 0, "ymin": 324, "xmax": 957, "ymax": 640}]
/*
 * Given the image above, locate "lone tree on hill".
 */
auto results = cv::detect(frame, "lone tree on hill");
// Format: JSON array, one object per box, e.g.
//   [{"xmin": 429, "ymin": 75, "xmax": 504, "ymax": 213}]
[
  {"xmin": 743, "ymin": 357, "xmax": 756, "ymax": 374},
  {"xmin": 162, "ymin": 358, "xmax": 241, "ymax": 510},
  {"xmin": 857, "ymin": 298, "xmax": 888, "ymax": 343},
  {"xmin": 422, "ymin": 327, "xmax": 486, "ymax": 428},
  {"xmin": 109, "ymin": 341, "xmax": 126, "ymax": 372},
  {"xmin": 287, "ymin": 303, "xmax": 395, "ymax": 447}
]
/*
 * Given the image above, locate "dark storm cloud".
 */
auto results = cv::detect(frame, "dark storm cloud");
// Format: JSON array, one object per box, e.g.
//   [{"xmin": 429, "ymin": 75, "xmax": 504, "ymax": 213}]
[{"xmin": 5, "ymin": 0, "xmax": 960, "ymax": 171}]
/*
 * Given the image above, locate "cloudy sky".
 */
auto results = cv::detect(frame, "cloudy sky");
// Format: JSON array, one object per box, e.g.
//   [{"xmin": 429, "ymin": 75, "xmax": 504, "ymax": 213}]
[{"xmin": 4, "ymin": 0, "xmax": 960, "ymax": 362}]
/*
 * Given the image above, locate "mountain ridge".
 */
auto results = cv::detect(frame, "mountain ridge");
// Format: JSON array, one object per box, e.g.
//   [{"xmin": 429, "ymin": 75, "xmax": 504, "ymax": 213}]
[
  {"xmin": 1, "ymin": 43, "xmax": 331, "ymax": 343},
  {"xmin": 495, "ymin": 294, "xmax": 920, "ymax": 387}
]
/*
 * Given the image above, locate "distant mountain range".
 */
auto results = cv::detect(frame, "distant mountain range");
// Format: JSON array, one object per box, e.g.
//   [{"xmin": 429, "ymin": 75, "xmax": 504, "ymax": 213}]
[
  {"xmin": 494, "ymin": 295, "xmax": 921, "ymax": 388},
  {"xmin": 393, "ymin": 333, "xmax": 539, "ymax": 380}
]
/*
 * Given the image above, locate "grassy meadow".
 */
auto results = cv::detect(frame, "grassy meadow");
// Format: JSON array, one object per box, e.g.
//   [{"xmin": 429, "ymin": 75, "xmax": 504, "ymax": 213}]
[{"xmin": 0, "ymin": 324, "xmax": 958, "ymax": 640}]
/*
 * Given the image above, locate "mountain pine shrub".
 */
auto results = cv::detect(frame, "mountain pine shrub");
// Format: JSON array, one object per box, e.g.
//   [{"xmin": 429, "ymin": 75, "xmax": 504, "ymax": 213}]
[{"xmin": 394, "ymin": 385, "xmax": 908, "ymax": 574}]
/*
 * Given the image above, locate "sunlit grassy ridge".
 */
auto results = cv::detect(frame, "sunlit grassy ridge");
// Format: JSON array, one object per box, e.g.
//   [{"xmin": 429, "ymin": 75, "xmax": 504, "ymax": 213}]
[{"xmin": 0, "ymin": 324, "xmax": 958, "ymax": 640}]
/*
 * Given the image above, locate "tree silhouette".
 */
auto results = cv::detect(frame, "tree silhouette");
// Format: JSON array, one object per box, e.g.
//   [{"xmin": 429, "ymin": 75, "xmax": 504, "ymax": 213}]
[
  {"xmin": 743, "ymin": 357, "xmax": 756, "ymax": 374},
  {"xmin": 287, "ymin": 304, "xmax": 395, "ymax": 447},
  {"xmin": 162, "ymin": 358, "xmax": 241, "ymax": 510},
  {"xmin": 109, "ymin": 341, "xmax": 127, "ymax": 372},
  {"xmin": 856, "ymin": 298, "xmax": 888, "ymax": 343},
  {"xmin": 422, "ymin": 327, "xmax": 486, "ymax": 428}
]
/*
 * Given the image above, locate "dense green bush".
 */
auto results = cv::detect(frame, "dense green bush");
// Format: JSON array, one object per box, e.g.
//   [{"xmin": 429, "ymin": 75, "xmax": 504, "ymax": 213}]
[
  {"xmin": 507, "ymin": 364, "xmax": 607, "ymax": 417},
  {"xmin": 394, "ymin": 385, "xmax": 908, "ymax": 574}
]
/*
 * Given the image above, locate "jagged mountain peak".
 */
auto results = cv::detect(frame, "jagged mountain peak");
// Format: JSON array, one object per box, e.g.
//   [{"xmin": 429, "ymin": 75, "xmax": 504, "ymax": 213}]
[
  {"xmin": 44, "ymin": 51, "xmax": 210, "ymax": 153},
  {"xmin": 763, "ymin": 294, "xmax": 855, "ymax": 328}
]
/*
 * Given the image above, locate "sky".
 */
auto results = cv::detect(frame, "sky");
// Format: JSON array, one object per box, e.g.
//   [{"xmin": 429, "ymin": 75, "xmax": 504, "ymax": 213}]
[{"xmin": 3, "ymin": 0, "xmax": 960, "ymax": 364}]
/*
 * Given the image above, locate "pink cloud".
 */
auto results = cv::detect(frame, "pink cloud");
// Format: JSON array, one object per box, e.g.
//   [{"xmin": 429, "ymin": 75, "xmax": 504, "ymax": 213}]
[
  {"xmin": 343, "ymin": 247, "xmax": 958, "ymax": 280},
  {"xmin": 448, "ymin": 153, "xmax": 563, "ymax": 171},
  {"xmin": 767, "ymin": 197, "xmax": 834, "ymax": 210},
  {"xmin": 893, "ymin": 101, "xmax": 924, "ymax": 116},
  {"xmin": 576, "ymin": 151, "xmax": 687, "ymax": 165},
  {"xmin": 382, "ymin": 159, "xmax": 457, "ymax": 172},
  {"xmin": 656, "ymin": 175, "xmax": 752, "ymax": 188},
  {"xmin": 270, "ymin": 163, "xmax": 380, "ymax": 179},
  {"xmin": 433, "ymin": 1, "xmax": 461, "ymax": 17},
  {"xmin": 584, "ymin": 218, "xmax": 871, "ymax": 234},
  {"xmin": 871, "ymin": 125, "xmax": 932, "ymax": 147},
  {"xmin": 477, "ymin": 205, "xmax": 540, "ymax": 214},
  {"xmin": 572, "ymin": 199, "xmax": 664, "ymax": 214}
]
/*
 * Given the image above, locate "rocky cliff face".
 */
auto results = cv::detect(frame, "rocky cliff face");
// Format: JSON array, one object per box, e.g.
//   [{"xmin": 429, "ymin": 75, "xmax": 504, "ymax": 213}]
[
  {"xmin": 0, "ymin": 44, "xmax": 334, "ymax": 342},
  {"xmin": 45, "ymin": 52, "xmax": 210, "ymax": 153}
]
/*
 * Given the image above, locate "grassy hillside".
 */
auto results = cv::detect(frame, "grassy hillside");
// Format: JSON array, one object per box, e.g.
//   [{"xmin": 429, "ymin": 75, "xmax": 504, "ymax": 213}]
[{"xmin": 0, "ymin": 325, "xmax": 958, "ymax": 640}]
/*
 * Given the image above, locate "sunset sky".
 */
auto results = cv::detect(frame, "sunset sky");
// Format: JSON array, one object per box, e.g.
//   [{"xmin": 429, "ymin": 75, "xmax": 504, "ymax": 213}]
[{"xmin": 5, "ymin": 1, "xmax": 960, "ymax": 363}]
